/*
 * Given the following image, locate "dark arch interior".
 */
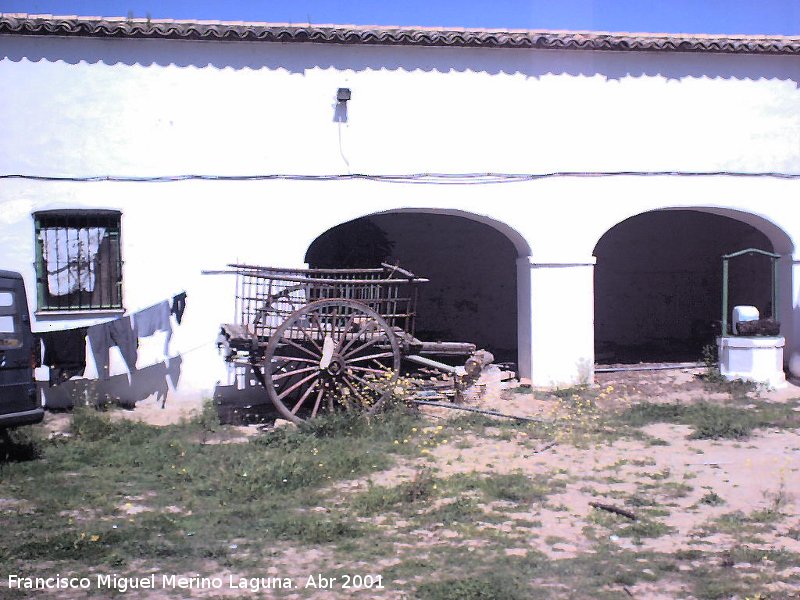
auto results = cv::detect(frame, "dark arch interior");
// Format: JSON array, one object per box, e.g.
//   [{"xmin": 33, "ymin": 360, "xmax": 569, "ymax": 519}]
[
  {"xmin": 594, "ymin": 210, "xmax": 774, "ymax": 364},
  {"xmin": 306, "ymin": 213, "xmax": 518, "ymax": 364}
]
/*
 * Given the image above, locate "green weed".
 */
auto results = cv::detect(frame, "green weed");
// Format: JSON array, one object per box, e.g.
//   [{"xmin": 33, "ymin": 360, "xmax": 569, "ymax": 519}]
[{"xmin": 415, "ymin": 572, "xmax": 529, "ymax": 600}]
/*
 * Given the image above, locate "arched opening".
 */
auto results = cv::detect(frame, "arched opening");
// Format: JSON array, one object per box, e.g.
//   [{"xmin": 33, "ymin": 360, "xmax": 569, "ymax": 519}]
[
  {"xmin": 306, "ymin": 211, "xmax": 524, "ymax": 366},
  {"xmin": 593, "ymin": 209, "xmax": 782, "ymax": 364}
]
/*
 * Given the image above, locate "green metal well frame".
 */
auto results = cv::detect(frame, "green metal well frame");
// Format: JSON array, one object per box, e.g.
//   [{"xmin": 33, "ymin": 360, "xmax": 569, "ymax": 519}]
[{"xmin": 721, "ymin": 247, "xmax": 780, "ymax": 336}]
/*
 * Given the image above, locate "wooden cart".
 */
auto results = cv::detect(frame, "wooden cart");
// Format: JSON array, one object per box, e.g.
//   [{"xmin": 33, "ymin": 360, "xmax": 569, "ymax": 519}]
[{"xmin": 213, "ymin": 263, "xmax": 491, "ymax": 424}]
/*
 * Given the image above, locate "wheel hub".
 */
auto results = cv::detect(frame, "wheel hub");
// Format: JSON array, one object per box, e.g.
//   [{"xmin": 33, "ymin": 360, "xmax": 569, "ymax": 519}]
[{"xmin": 325, "ymin": 354, "xmax": 346, "ymax": 377}]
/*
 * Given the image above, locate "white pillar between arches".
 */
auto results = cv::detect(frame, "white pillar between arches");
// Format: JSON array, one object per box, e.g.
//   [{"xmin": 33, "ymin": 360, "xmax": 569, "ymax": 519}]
[
  {"xmin": 527, "ymin": 258, "xmax": 596, "ymax": 387},
  {"xmin": 784, "ymin": 257, "xmax": 800, "ymax": 373},
  {"xmin": 516, "ymin": 256, "xmax": 532, "ymax": 380}
]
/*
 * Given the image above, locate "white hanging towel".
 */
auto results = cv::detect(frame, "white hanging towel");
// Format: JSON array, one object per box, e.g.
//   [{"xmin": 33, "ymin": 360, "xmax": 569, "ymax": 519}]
[{"xmin": 40, "ymin": 227, "xmax": 106, "ymax": 296}]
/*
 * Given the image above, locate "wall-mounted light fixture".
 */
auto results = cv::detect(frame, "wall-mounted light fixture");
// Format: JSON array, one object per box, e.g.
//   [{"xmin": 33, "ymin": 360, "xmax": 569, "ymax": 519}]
[{"xmin": 336, "ymin": 88, "xmax": 351, "ymax": 103}]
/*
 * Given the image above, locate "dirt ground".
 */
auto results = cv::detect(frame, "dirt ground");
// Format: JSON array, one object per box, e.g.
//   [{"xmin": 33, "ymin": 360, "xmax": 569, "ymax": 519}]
[{"xmin": 33, "ymin": 367, "xmax": 800, "ymax": 599}]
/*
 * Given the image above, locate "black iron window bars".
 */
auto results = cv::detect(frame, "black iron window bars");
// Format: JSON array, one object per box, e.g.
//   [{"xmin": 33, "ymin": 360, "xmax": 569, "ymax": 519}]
[{"xmin": 33, "ymin": 210, "xmax": 123, "ymax": 311}]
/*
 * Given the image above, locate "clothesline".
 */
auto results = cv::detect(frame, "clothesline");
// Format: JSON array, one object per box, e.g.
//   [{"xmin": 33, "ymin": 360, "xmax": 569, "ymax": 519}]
[
  {"xmin": 38, "ymin": 291, "xmax": 188, "ymax": 384},
  {"xmin": 125, "ymin": 292, "xmax": 187, "ymax": 322}
]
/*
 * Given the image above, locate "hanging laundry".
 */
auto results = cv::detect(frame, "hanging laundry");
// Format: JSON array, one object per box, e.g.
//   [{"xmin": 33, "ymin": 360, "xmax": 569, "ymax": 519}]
[
  {"xmin": 40, "ymin": 327, "xmax": 88, "ymax": 384},
  {"xmin": 135, "ymin": 301, "xmax": 171, "ymax": 338},
  {"xmin": 110, "ymin": 317, "xmax": 137, "ymax": 371},
  {"xmin": 171, "ymin": 291, "xmax": 187, "ymax": 324},
  {"xmin": 88, "ymin": 316, "xmax": 137, "ymax": 377},
  {"xmin": 134, "ymin": 300, "xmax": 172, "ymax": 355},
  {"xmin": 87, "ymin": 322, "xmax": 112, "ymax": 377}
]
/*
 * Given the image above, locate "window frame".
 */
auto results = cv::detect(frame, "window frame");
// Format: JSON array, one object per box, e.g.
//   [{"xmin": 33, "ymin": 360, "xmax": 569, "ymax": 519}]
[{"xmin": 33, "ymin": 209, "xmax": 124, "ymax": 314}]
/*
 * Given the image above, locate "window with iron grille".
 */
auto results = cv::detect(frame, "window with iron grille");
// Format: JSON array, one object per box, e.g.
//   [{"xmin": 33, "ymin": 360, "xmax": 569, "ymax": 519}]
[{"xmin": 33, "ymin": 210, "xmax": 123, "ymax": 312}]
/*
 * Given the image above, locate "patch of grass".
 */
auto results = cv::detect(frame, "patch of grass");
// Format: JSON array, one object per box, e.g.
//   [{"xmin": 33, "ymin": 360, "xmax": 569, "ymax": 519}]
[
  {"xmin": 700, "ymin": 502, "xmax": 786, "ymax": 540},
  {"xmin": 0, "ymin": 404, "xmax": 420, "ymax": 578},
  {"xmin": 479, "ymin": 472, "xmax": 542, "ymax": 503},
  {"xmin": 619, "ymin": 398, "xmax": 800, "ymax": 440},
  {"xmin": 5, "ymin": 395, "xmax": 799, "ymax": 599},
  {"xmin": 266, "ymin": 512, "xmax": 364, "ymax": 544},
  {"xmin": 355, "ymin": 469, "xmax": 562, "ymax": 521},
  {"xmin": 353, "ymin": 469, "xmax": 437, "ymax": 516},
  {"xmin": 618, "ymin": 401, "xmax": 756, "ymax": 439},
  {"xmin": 70, "ymin": 405, "xmax": 157, "ymax": 443},
  {"xmin": 685, "ymin": 545, "xmax": 800, "ymax": 600},
  {"xmin": 414, "ymin": 572, "xmax": 529, "ymax": 600},
  {"xmin": 674, "ymin": 548, "xmax": 703, "ymax": 560},
  {"xmin": 447, "ymin": 471, "xmax": 566, "ymax": 504},
  {"xmin": 445, "ymin": 413, "xmax": 533, "ymax": 438},
  {"xmin": 646, "ymin": 437, "xmax": 670, "ymax": 446},
  {"xmin": 616, "ymin": 518, "xmax": 673, "ymax": 540},
  {"xmin": 618, "ymin": 402, "xmax": 687, "ymax": 427},
  {"xmin": 588, "ymin": 510, "xmax": 673, "ymax": 541},
  {"xmin": 688, "ymin": 403, "xmax": 756, "ymax": 439},
  {"xmin": 702, "ymin": 375, "xmax": 760, "ymax": 400},
  {"xmin": 552, "ymin": 385, "xmax": 591, "ymax": 399},
  {"xmin": 693, "ymin": 576, "xmax": 747, "ymax": 600},
  {"xmin": 188, "ymin": 398, "xmax": 221, "ymax": 441},
  {"xmin": 640, "ymin": 479, "xmax": 693, "ymax": 500},
  {"xmin": 722, "ymin": 545, "xmax": 799, "ymax": 568},
  {"xmin": 388, "ymin": 534, "xmax": 794, "ymax": 600},
  {"xmin": 698, "ymin": 346, "xmax": 762, "ymax": 401},
  {"xmin": 626, "ymin": 494, "xmax": 657, "ymax": 508},
  {"xmin": 699, "ymin": 491, "xmax": 725, "ymax": 506},
  {"xmin": 425, "ymin": 497, "xmax": 484, "ymax": 525},
  {"xmin": 12, "ymin": 512, "xmax": 193, "ymax": 561}
]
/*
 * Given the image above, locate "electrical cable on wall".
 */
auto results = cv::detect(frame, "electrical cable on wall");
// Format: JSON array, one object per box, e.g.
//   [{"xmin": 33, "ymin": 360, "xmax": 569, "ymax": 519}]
[{"xmin": 3, "ymin": 170, "xmax": 800, "ymax": 185}]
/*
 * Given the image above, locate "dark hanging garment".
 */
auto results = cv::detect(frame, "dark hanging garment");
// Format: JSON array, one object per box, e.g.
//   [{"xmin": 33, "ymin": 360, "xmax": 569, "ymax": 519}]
[
  {"xmin": 109, "ymin": 316, "xmax": 137, "ymax": 372},
  {"xmin": 87, "ymin": 322, "xmax": 112, "ymax": 377},
  {"xmin": 40, "ymin": 327, "xmax": 88, "ymax": 383},
  {"xmin": 134, "ymin": 300, "xmax": 173, "ymax": 355},
  {"xmin": 88, "ymin": 317, "xmax": 138, "ymax": 377},
  {"xmin": 135, "ymin": 301, "xmax": 171, "ymax": 338},
  {"xmin": 171, "ymin": 292, "xmax": 187, "ymax": 324}
]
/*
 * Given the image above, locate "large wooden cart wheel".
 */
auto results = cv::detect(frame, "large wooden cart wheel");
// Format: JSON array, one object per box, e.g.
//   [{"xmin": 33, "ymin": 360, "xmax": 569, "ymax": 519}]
[{"xmin": 262, "ymin": 299, "xmax": 402, "ymax": 424}]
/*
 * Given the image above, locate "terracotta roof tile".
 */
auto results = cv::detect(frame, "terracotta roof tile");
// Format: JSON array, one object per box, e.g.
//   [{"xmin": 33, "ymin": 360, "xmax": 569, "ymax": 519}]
[{"xmin": 1, "ymin": 14, "xmax": 799, "ymax": 55}]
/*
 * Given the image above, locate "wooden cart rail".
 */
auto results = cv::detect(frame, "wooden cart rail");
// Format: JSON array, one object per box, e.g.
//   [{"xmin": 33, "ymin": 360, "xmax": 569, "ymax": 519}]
[{"xmin": 203, "ymin": 270, "xmax": 430, "ymax": 285}]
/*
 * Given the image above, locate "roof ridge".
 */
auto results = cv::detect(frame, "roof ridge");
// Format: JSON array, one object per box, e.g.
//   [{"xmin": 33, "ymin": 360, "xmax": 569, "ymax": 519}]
[{"xmin": 2, "ymin": 14, "xmax": 799, "ymax": 54}]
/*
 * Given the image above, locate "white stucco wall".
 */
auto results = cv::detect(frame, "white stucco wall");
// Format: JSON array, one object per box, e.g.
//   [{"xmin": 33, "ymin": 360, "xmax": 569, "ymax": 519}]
[{"xmin": 2, "ymin": 32, "xmax": 800, "ymax": 394}]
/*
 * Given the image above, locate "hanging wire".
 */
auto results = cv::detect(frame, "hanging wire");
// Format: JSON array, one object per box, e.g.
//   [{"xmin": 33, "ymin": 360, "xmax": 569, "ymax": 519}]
[{"xmin": 4, "ymin": 170, "xmax": 800, "ymax": 185}]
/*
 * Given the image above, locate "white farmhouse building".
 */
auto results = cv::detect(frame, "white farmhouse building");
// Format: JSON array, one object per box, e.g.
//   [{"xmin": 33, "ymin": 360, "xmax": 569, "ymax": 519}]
[{"xmin": 2, "ymin": 14, "xmax": 800, "ymax": 404}]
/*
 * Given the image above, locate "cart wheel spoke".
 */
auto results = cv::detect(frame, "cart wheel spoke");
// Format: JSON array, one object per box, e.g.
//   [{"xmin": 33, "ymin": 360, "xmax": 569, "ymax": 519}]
[
  {"xmin": 291, "ymin": 378, "xmax": 320, "ymax": 415},
  {"xmin": 341, "ymin": 323, "xmax": 382, "ymax": 358},
  {"xmin": 272, "ymin": 365, "xmax": 319, "ymax": 382},
  {"xmin": 348, "ymin": 372, "xmax": 386, "ymax": 396},
  {"xmin": 340, "ymin": 318, "xmax": 379, "ymax": 356},
  {"xmin": 347, "ymin": 365, "xmax": 389, "ymax": 375},
  {"xmin": 326, "ymin": 383, "xmax": 335, "ymax": 412},
  {"xmin": 298, "ymin": 315, "xmax": 324, "ymax": 354},
  {"xmin": 310, "ymin": 384, "xmax": 325, "ymax": 418},
  {"xmin": 341, "ymin": 377, "xmax": 368, "ymax": 409},
  {"xmin": 277, "ymin": 371, "xmax": 320, "ymax": 401},
  {"xmin": 347, "ymin": 352, "xmax": 395, "ymax": 363},
  {"xmin": 335, "ymin": 312, "xmax": 358, "ymax": 352},
  {"xmin": 270, "ymin": 355, "xmax": 319, "ymax": 365},
  {"xmin": 308, "ymin": 311, "xmax": 328, "ymax": 348},
  {"xmin": 280, "ymin": 338, "xmax": 322, "ymax": 361}
]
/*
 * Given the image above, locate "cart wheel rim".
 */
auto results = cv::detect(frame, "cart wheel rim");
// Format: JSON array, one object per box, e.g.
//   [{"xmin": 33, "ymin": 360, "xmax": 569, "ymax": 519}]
[{"xmin": 263, "ymin": 298, "xmax": 401, "ymax": 423}]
